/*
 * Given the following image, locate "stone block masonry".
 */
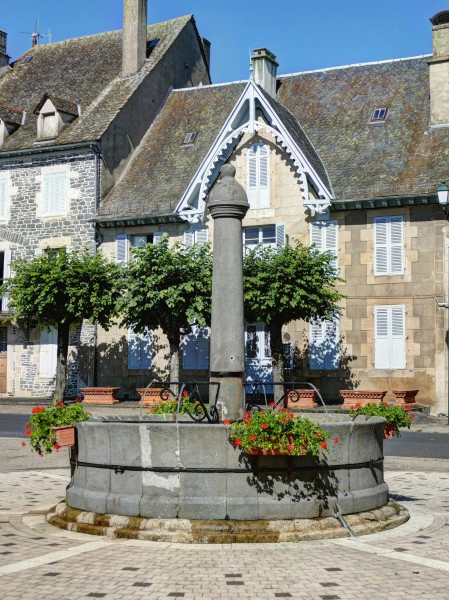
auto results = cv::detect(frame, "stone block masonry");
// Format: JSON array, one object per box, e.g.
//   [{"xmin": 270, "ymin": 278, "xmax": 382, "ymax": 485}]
[{"xmin": 0, "ymin": 151, "xmax": 98, "ymax": 398}]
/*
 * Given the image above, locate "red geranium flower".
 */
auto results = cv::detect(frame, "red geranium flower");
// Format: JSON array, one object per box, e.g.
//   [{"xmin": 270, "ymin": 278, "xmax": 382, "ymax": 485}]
[
  {"xmin": 53, "ymin": 444, "xmax": 60, "ymax": 452},
  {"xmin": 334, "ymin": 437, "xmax": 339, "ymax": 444},
  {"xmin": 260, "ymin": 423, "xmax": 269, "ymax": 429},
  {"xmin": 233, "ymin": 438, "xmax": 242, "ymax": 447},
  {"xmin": 21, "ymin": 442, "xmax": 26, "ymax": 447},
  {"xmin": 249, "ymin": 434, "xmax": 257, "ymax": 441},
  {"xmin": 223, "ymin": 419, "xmax": 230, "ymax": 426},
  {"xmin": 26, "ymin": 430, "xmax": 31, "ymax": 436},
  {"xmin": 57, "ymin": 401, "xmax": 64, "ymax": 407},
  {"xmin": 288, "ymin": 413, "xmax": 294, "ymax": 419},
  {"xmin": 320, "ymin": 442, "xmax": 327, "ymax": 449}
]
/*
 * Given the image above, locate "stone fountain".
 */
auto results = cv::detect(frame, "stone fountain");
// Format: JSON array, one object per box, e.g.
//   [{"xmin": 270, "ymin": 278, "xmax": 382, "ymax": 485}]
[{"xmin": 49, "ymin": 166, "xmax": 408, "ymax": 542}]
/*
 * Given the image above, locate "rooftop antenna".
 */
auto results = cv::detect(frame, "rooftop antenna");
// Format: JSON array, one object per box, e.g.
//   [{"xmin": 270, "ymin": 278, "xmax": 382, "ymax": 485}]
[{"xmin": 20, "ymin": 19, "xmax": 44, "ymax": 48}]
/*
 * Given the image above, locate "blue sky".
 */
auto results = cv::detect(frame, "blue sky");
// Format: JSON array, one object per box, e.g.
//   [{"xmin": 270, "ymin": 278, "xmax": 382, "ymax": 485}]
[{"xmin": 1, "ymin": 1, "xmax": 445, "ymax": 83}]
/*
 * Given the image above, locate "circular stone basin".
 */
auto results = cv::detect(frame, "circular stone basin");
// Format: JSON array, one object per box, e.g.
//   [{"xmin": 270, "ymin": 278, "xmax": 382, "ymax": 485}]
[{"xmin": 67, "ymin": 414, "xmax": 388, "ymax": 521}]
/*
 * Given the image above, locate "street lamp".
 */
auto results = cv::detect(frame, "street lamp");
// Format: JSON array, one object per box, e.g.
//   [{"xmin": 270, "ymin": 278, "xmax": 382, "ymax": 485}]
[{"xmin": 437, "ymin": 182, "xmax": 449, "ymax": 424}]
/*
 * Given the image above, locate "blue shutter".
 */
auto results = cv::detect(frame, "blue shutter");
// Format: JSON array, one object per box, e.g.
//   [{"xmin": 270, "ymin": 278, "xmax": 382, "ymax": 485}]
[{"xmin": 128, "ymin": 329, "xmax": 152, "ymax": 369}]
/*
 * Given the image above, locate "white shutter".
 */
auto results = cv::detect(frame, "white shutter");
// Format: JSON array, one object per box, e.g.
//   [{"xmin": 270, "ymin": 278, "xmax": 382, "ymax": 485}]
[
  {"xmin": 258, "ymin": 144, "xmax": 270, "ymax": 208},
  {"xmin": 0, "ymin": 180, "xmax": 7, "ymax": 220},
  {"xmin": 310, "ymin": 222, "xmax": 324, "ymax": 250},
  {"xmin": 39, "ymin": 327, "xmax": 57, "ymax": 378},
  {"xmin": 374, "ymin": 218, "xmax": 388, "ymax": 275},
  {"xmin": 1, "ymin": 249, "xmax": 11, "ymax": 312},
  {"xmin": 43, "ymin": 172, "xmax": 67, "ymax": 216},
  {"xmin": 324, "ymin": 318, "xmax": 339, "ymax": 369},
  {"xmin": 390, "ymin": 305, "xmax": 406, "ymax": 369},
  {"xmin": 128, "ymin": 328, "xmax": 152, "ymax": 370},
  {"xmin": 324, "ymin": 222, "xmax": 338, "ymax": 270},
  {"xmin": 374, "ymin": 306, "xmax": 390, "ymax": 369},
  {"xmin": 390, "ymin": 217, "xmax": 404, "ymax": 275},
  {"xmin": 153, "ymin": 232, "xmax": 164, "ymax": 244},
  {"xmin": 309, "ymin": 320, "xmax": 325, "ymax": 370},
  {"xmin": 275, "ymin": 223, "xmax": 286, "ymax": 248},
  {"xmin": 116, "ymin": 234, "xmax": 128, "ymax": 264},
  {"xmin": 184, "ymin": 231, "xmax": 194, "ymax": 248},
  {"xmin": 195, "ymin": 228, "xmax": 209, "ymax": 246},
  {"xmin": 248, "ymin": 145, "xmax": 258, "ymax": 208}
]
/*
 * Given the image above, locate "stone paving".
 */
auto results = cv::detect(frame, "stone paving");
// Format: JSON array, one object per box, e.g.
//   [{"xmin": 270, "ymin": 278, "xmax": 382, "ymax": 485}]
[{"xmin": 0, "ymin": 463, "xmax": 448, "ymax": 599}]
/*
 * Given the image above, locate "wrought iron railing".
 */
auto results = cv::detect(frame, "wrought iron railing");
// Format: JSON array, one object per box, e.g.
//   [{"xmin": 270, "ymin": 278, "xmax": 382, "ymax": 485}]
[
  {"xmin": 142, "ymin": 380, "xmax": 221, "ymax": 423},
  {"xmin": 244, "ymin": 381, "xmax": 328, "ymax": 414}
]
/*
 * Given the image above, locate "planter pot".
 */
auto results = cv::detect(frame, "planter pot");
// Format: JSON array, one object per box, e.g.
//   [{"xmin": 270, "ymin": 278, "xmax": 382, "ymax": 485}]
[
  {"xmin": 393, "ymin": 389, "xmax": 419, "ymax": 406},
  {"xmin": 383, "ymin": 424, "xmax": 396, "ymax": 440},
  {"xmin": 285, "ymin": 389, "xmax": 318, "ymax": 409},
  {"xmin": 246, "ymin": 447, "xmax": 307, "ymax": 456},
  {"xmin": 80, "ymin": 387, "xmax": 120, "ymax": 405},
  {"xmin": 53, "ymin": 425, "xmax": 75, "ymax": 447},
  {"xmin": 340, "ymin": 389, "xmax": 387, "ymax": 408},
  {"xmin": 137, "ymin": 387, "xmax": 170, "ymax": 406}
]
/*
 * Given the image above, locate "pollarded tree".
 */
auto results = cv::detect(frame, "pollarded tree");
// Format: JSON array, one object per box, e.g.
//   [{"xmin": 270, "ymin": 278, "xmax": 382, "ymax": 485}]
[
  {"xmin": 1, "ymin": 248, "xmax": 124, "ymax": 400},
  {"xmin": 243, "ymin": 240, "xmax": 344, "ymax": 395},
  {"xmin": 120, "ymin": 236, "xmax": 212, "ymax": 384}
]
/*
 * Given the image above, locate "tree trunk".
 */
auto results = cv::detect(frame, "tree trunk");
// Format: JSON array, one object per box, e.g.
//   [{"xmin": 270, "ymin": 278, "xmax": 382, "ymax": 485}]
[
  {"xmin": 168, "ymin": 336, "xmax": 180, "ymax": 395},
  {"xmin": 53, "ymin": 322, "xmax": 71, "ymax": 402},
  {"xmin": 270, "ymin": 324, "xmax": 284, "ymax": 403}
]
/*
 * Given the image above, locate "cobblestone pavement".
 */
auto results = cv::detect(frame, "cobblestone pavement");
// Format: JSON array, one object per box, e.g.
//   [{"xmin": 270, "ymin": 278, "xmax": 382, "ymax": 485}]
[{"xmin": 0, "ymin": 463, "xmax": 448, "ymax": 599}]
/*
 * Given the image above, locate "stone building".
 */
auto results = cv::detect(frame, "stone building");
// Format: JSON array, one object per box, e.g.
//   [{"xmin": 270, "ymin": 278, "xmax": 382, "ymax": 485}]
[
  {"xmin": 0, "ymin": 0, "xmax": 210, "ymax": 398},
  {"xmin": 94, "ymin": 11, "xmax": 449, "ymax": 415}
]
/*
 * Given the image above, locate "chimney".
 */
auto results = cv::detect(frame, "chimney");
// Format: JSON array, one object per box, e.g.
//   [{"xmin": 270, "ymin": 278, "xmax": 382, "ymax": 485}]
[
  {"xmin": 251, "ymin": 48, "xmax": 278, "ymax": 98},
  {"xmin": 122, "ymin": 0, "xmax": 148, "ymax": 76},
  {"xmin": 0, "ymin": 30, "xmax": 9, "ymax": 68},
  {"xmin": 428, "ymin": 11, "xmax": 449, "ymax": 125}
]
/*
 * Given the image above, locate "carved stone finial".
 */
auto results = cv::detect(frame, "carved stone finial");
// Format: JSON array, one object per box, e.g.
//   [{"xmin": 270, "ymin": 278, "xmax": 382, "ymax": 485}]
[{"xmin": 208, "ymin": 164, "xmax": 249, "ymax": 219}]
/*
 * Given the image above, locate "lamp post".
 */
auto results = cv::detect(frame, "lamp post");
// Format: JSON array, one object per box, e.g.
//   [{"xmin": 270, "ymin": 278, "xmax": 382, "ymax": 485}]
[{"xmin": 437, "ymin": 182, "xmax": 449, "ymax": 424}]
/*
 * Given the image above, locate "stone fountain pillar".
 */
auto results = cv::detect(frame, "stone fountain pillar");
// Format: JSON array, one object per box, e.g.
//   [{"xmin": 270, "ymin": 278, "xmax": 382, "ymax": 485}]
[{"xmin": 208, "ymin": 164, "xmax": 250, "ymax": 420}]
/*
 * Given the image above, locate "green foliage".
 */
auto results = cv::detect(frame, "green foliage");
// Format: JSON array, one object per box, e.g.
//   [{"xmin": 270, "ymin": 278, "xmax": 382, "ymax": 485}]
[
  {"xmin": 26, "ymin": 401, "xmax": 91, "ymax": 455},
  {"xmin": 120, "ymin": 236, "xmax": 212, "ymax": 343},
  {"xmin": 349, "ymin": 402, "xmax": 414, "ymax": 437},
  {"xmin": 243, "ymin": 241, "xmax": 343, "ymax": 327},
  {"xmin": 226, "ymin": 409, "xmax": 333, "ymax": 456},
  {"xmin": 148, "ymin": 396, "xmax": 206, "ymax": 416},
  {"xmin": 1, "ymin": 248, "xmax": 123, "ymax": 330}
]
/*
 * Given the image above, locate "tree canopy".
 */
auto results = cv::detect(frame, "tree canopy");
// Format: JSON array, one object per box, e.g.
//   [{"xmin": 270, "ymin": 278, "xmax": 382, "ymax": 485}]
[{"xmin": 119, "ymin": 236, "xmax": 213, "ymax": 382}]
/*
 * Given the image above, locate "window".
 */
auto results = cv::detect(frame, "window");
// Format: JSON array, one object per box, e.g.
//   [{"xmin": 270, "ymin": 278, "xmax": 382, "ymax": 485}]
[
  {"xmin": 309, "ymin": 318, "xmax": 339, "ymax": 370},
  {"xmin": 182, "ymin": 325, "xmax": 209, "ymax": 370},
  {"xmin": 0, "ymin": 249, "xmax": 11, "ymax": 312},
  {"xmin": 310, "ymin": 221, "xmax": 338, "ymax": 270},
  {"xmin": 43, "ymin": 172, "xmax": 67, "ymax": 216},
  {"xmin": 243, "ymin": 223, "xmax": 285, "ymax": 250},
  {"xmin": 116, "ymin": 232, "xmax": 164, "ymax": 263},
  {"xmin": 182, "ymin": 132, "xmax": 197, "ymax": 145},
  {"xmin": 370, "ymin": 107, "xmax": 388, "ymax": 123},
  {"xmin": 245, "ymin": 323, "xmax": 271, "ymax": 361},
  {"xmin": 39, "ymin": 327, "xmax": 57, "ymax": 378},
  {"xmin": 248, "ymin": 142, "xmax": 270, "ymax": 208},
  {"xmin": 283, "ymin": 342, "xmax": 293, "ymax": 370},
  {"xmin": 184, "ymin": 228, "xmax": 208, "ymax": 248},
  {"xmin": 0, "ymin": 179, "xmax": 7, "ymax": 219},
  {"xmin": 374, "ymin": 216, "xmax": 404, "ymax": 276},
  {"xmin": 128, "ymin": 328, "xmax": 152, "ymax": 370},
  {"xmin": 374, "ymin": 305, "xmax": 406, "ymax": 370},
  {"xmin": 42, "ymin": 112, "xmax": 57, "ymax": 138}
]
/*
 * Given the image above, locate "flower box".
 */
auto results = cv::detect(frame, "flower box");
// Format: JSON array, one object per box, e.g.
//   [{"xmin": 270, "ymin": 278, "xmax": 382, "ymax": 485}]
[
  {"xmin": 80, "ymin": 387, "xmax": 120, "ymax": 405},
  {"xmin": 392, "ymin": 389, "xmax": 419, "ymax": 406},
  {"xmin": 137, "ymin": 387, "xmax": 170, "ymax": 406},
  {"xmin": 53, "ymin": 425, "xmax": 75, "ymax": 447},
  {"xmin": 340, "ymin": 389, "xmax": 387, "ymax": 408},
  {"xmin": 285, "ymin": 389, "xmax": 318, "ymax": 409},
  {"xmin": 246, "ymin": 446, "xmax": 307, "ymax": 456}
]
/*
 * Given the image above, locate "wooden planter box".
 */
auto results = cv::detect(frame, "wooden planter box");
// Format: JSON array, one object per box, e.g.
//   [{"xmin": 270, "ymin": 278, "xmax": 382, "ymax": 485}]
[
  {"xmin": 284, "ymin": 389, "xmax": 318, "ymax": 409},
  {"xmin": 53, "ymin": 425, "xmax": 75, "ymax": 447},
  {"xmin": 393, "ymin": 389, "xmax": 419, "ymax": 406},
  {"xmin": 340, "ymin": 389, "xmax": 387, "ymax": 408},
  {"xmin": 80, "ymin": 387, "xmax": 120, "ymax": 405},
  {"xmin": 136, "ymin": 387, "xmax": 170, "ymax": 406}
]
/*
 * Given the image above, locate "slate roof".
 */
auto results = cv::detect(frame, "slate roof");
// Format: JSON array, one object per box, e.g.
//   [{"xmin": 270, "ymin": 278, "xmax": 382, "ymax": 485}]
[
  {"xmin": 0, "ymin": 104, "xmax": 24, "ymax": 125},
  {"xmin": 277, "ymin": 56, "xmax": 448, "ymax": 201},
  {"xmin": 97, "ymin": 83, "xmax": 246, "ymax": 220},
  {"xmin": 0, "ymin": 15, "xmax": 194, "ymax": 152},
  {"xmin": 259, "ymin": 87, "xmax": 332, "ymax": 192}
]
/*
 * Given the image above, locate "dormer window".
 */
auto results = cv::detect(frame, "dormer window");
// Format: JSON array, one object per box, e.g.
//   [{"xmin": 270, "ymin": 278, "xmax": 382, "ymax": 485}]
[
  {"xmin": 0, "ymin": 105, "xmax": 25, "ymax": 146},
  {"xmin": 370, "ymin": 107, "xmax": 388, "ymax": 124},
  {"xmin": 34, "ymin": 94, "xmax": 80, "ymax": 141}
]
